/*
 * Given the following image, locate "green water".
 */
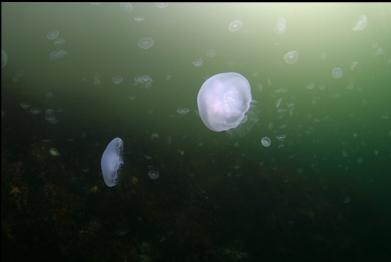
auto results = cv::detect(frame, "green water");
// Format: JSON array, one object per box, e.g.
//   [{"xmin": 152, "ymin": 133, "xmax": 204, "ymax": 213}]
[{"xmin": 2, "ymin": 3, "xmax": 391, "ymax": 261}]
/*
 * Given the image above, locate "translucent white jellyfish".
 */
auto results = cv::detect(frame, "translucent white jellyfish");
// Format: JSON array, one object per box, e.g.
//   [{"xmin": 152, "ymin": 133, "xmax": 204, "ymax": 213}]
[
  {"xmin": 331, "ymin": 67, "xmax": 343, "ymax": 79},
  {"xmin": 352, "ymin": 15, "xmax": 367, "ymax": 31},
  {"xmin": 192, "ymin": 58, "xmax": 204, "ymax": 67},
  {"xmin": 49, "ymin": 49, "xmax": 68, "ymax": 60},
  {"xmin": 2, "ymin": 49, "xmax": 7, "ymax": 69},
  {"xmin": 49, "ymin": 148, "xmax": 60, "ymax": 156},
  {"xmin": 205, "ymin": 49, "xmax": 217, "ymax": 58},
  {"xmin": 155, "ymin": 2, "xmax": 169, "ymax": 8},
  {"xmin": 137, "ymin": 37, "xmax": 154, "ymax": 49},
  {"xmin": 283, "ymin": 50, "xmax": 299, "ymax": 64},
  {"xmin": 54, "ymin": 38, "xmax": 66, "ymax": 46},
  {"xmin": 197, "ymin": 72, "xmax": 252, "ymax": 132},
  {"xmin": 133, "ymin": 17, "xmax": 145, "ymax": 23},
  {"xmin": 20, "ymin": 102, "xmax": 31, "ymax": 110},
  {"xmin": 134, "ymin": 74, "xmax": 153, "ymax": 88},
  {"xmin": 275, "ymin": 17, "xmax": 287, "ymax": 34},
  {"xmin": 112, "ymin": 75, "xmax": 124, "ymax": 85},
  {"xmin": 148, "ymin": 170, "xmax": 160, "ymax": 180},
  {"xmin": 176, "ymin": 107, "xmax": 190, "ymax": 115},
  {"xmin": 45, "ymin": 109, "xmax": 59, "ymax": 124},
  {"xmin": 101, "ymin": 137, "xmax": 124, "ymax": 187},
  {"xmin": 228, "ymin": 19, "xmax": 243, "ymax": 32},
  {"xmin": 261, "ymin": 136, "xmax": 271, "ymax": 147},
  {"xmin": 47, "ymin": 30, "xmax": 60, "ymax": 40}
]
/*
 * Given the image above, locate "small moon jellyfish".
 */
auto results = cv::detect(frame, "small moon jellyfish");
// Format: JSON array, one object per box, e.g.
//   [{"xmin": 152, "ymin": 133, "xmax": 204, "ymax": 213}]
[
  {"xmin": 275, "ymin": 17, "xmax": 287, "ymax": 34},
  {"xmin": 49, "ymin": 49, "xmax": 68, "ymax": 60},
  {"xmin": 148, "ymin": 170, "xmax": 160, "ymax": 180},
  {"xmin": 137, "ymin": 37, "xmax": 154, "ymax": 50},
  {"xmin": 228, "ymin": 19, "xmax": 243, "ymax": 32},
  {"xmin": 101, "ymin": 137, "xmax": 124, "ymax": 187},
  {"xmin": 261, "ymin": 136, "xmax": 272, "ymax": 147},
  {"xmin": 112, "ymin": 75, "xmax": 124, "ymax": 85},
  {"xmin": 283, "ymin": 50, "xmax": 299, "ymax": 64},
  {"xmin": 192, "ymin": 58, "xmax": 204, "ymax": 67},
  {"xmin": 197, "ymin": 72, "xmax": 252, "ymax": 132},
  {"xmin": 352, "ymin": 15, "xmax": 367, "ymax": 31},
  {"xmin": 47, "ymin": 30, "xmax": 60, "ymax": 41},
  {"xmin": 2, "ymin": 50, "xmax": 8, "ymax": 69},
  {"xmin": 331, "ymin": 67, "xmax": 343, "ymax": 79}
]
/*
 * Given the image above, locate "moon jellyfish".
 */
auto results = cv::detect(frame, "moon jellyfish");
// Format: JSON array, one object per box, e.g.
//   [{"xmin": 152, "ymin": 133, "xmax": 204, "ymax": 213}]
[
  {"xmin": 352, "ymin": 15, "xmax": 367, "ymax": 31},
  {"xmin": 49, "ymin": 147, "xmax": 60, "ymax": 156},
  {"xmin": 261, "ymin": 136, "xmax": 271, "ymax": 147},
  {"xmin": 192, "ymin": 58, "xmax": 204, "ymax": 67},
  {"xmin": 275, "ymin": 17, "xmax": 287, "ymax": 34},
  {"xmin": 134, "ymin": 74, "xmax": 153, "ymax": 88},
  {"xmin": 155, "ymin": 2, "xmax": 169, "ymax": 9},
  {"xmin": 283, "ymin": 50, "xmax": 299, "ymax": 64},
  {"xmin": 205, "ymin": 49, "xmax": 217, "ymax": 58},
  {"xmin": 228, "ymin": 19, "xmax": 243, "ymax": 32},
  {"xmin": 331, "ymin": 67, "xmax": 343, "ymax": 79},
  {"xmin": 177, "ymin": 107, "xmax": 190, "ymax": 115},
  {"xmin": 54, "ymin": 38, "xmax": 66, "ymax": 46},
  {"xmin": 197, "ymin": 72, "xmax": 252, "ymax": 132},
  {"xmin": 112, "ymin": 75, "xmax": 124, "ymax": 85},
  {"xmin": 49, "ymin": 49, "xmax": 68, "ymax": 60},
  {"xmin": 2, "ymin": 50, "xmax": 7, "ymax": 69},
  {"xmin": 47, "ymin": 30, "xmax": 60, "ymax": 40},
  {"xmin": 101, "ymin": 137, "xmax": 124, "ymax": 187},
  {"xmin": 148, "ymin": 170, "xmax": 160, "ymax": 180},
  {"xmin": 137, "ymin": 37, "xmax": 154, "ymax": 50}
]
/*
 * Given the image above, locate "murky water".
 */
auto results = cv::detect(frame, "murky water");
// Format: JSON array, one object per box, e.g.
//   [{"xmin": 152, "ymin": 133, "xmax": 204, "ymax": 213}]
[{"xmin": 2, "ymin": 3, "xmax": 391, "ymax": 261}]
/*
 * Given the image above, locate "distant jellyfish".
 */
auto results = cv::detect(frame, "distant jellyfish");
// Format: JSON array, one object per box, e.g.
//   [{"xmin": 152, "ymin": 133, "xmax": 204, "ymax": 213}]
[
  {"xmin": 192, "ymin": 57, "xmax": 204, "ymax": 67},
  {"xmin": 54, "ymin": 38, "xmax": 66, "ymax": 46},
  {"xmin": 101, "ymin": 137, "xmax": 124, "ymax": 187},
  {"xmin": 352, "ymin": 14, "xmax": 368, "ymax": 31},
  {"xmin": 275, "ymin": 17, "xmax": 287, "ymax": 34},
  {"xmin": 155, "ymin": 2, "xmax": 169, "ymax": 9},
  {"xmin": 133, "ymin": 17, "xmax": 145, "ymax": 23},
  {"xmin": 197, "ymin": 72, "xmax": 252, "ymax": 132},
  {"xmin": 283, "ymin": 50, "xmax": 299, "ymax": 64},
  {"xmin": 205, "ymin": 49, "xmax": 217, "ymax": 58},
  {"xmin": 148, "ymin": 170, "xmax": 160, "ymax": 180},
  {"xmin": 177, "ymin": 107, "xmax": 190, "ymax": 115},
  {"xmin": 331, "ymin": 67, "xmax": 343, "ymax": 79},
  {"xmin": 47, "ymin": 30, "xmax": 60, "ymax": 40},
  {"xmin": 134, "ymin": 74, "xmax": 153, "ymax": 88},
  {"xmin": 2, "ymin": 49, "xmax": 7, "ymax": 69},
  {"xmin": 49, "ymin": 49, "xmax": 68, "ymax": 60},
  {"xmin": 137, "ymin": 37, "xmax": 154, "ymax": 49},
  {"xmin": 112, "ymin": 75, "xmax": 124, "ymax": 85},
  {"xmin": 261, "ymin": 136, "xmax": 271, "ymax": 147},
  {"xmin": 228, "ymin": 19, "xmax": 243, "ymax": 32}
]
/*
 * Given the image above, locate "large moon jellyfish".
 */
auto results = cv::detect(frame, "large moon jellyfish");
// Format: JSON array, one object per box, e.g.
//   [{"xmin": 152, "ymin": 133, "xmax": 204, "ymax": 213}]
[
  {"xmin": 197, "ymin": 72, "xmax": 252, "ymax": 132},
  {"xmin": 101, "ymin": 137, "xmax": 124, "ymax": 187},
  {"xmin": 2, "ymin": 50, "xmax": 8, "ymax": 69}
]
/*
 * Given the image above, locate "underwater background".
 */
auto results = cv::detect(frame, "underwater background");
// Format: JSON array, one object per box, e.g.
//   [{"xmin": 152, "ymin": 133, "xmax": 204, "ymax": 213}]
[{"xmin": 2, "ymin": 2, "xmax": 391, "ymax": 261}]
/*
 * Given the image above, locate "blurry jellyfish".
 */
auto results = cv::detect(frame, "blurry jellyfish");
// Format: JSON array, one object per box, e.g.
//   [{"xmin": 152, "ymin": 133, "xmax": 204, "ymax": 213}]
[
  {"xmin": 192, "ymin": 58, "xmax": 204, "ymax": 67},
  {"xmin": 2, "ymin": 50, "xmax": 7, "ymax": 69},
  {"xmin": 148, "ymin": 170, "xmax": 160, "ymax": 180},
  {"xmin": 101, "ymin": 137, "xmax": 124, "ymax": 187},
  {"xmin": 177, "ymin": 107, "xmax": 190, "ymax": 115},
  {"xmin": 54, "ymin": 38, "xmax": 66, "ymax": 46},
  {"xmin": 283, "ymin": 50, "xmax": 299, "ymax": 64},
  {"xmin": 276, "ymin": 134, "xmax": 286, "ymax": 141},
  {"xmin": 133, "ymin": 17, "xmax": 145, "ymax": 23},
  {"xmin": 45, "ymin": 109, "xmax": 59, "ymax": 124},
  {"xmin": 47, "ymin": 30, "xmax": 60, "ymax": 40},
  {"xmin": 275, "ymin": 17, "xmax": 287, "ymax": 34},
  {"xmin": 20, "ymin": 103, "xmax": 31, "ymax": 110},
  {"xmin": 228, "ymin": 19, "xmax": 243, "ymax": 32},
  {"xmin": 350, "ymin": 61, "xmax": 359, "ymax": 71},
  {"xmin": 352, "ymin": 15, "xmax": 368, "ymax": 31},
  {"xmin": 137, "ymin": 37, "xmax": 154, "ymax": 49},
  {"xmin": 261, "ymin": 136, "xmax": 272, "ymax": 147},
  {"xmin": 49, "ymin": 49, "xmax": 68, "ymax": 60},
  {"xmin": 112, "ymin": 75, "xmax": 124, "ymax": 85},
  {"xmin": 134, "ymin": 74, "xmax": 153, "ymax": 88},
  {"xmin": 197, "ymin": 72, "xmax": 252, "ymax": 132},
  {"xmin": 206, "ymin": 49, "xmax": 217, "ymax": 58},
  {"xmin": 49, "ymin": 147, "xmax": 60, "ymax": 156},
  {"xmin": 155, "ymin": 2, "xmax": 169, "ymax": 8},
  {"xmin": 30, "ymin": 107, "xmax": 41, "ymax": 115},
  {"xmin": 331, "ymin": 67, "xmax": 343, "ymax": 79}
]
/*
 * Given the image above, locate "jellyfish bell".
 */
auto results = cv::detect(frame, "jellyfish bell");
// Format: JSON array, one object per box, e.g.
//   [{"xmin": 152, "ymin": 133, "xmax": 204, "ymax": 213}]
[
  {"xmin": 197, "ymin": 72, "xmax": 253, "ymax": 132},
  {"xmin": 101, "ymin": 137, "xmax": 124, "ymax": 187}
]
